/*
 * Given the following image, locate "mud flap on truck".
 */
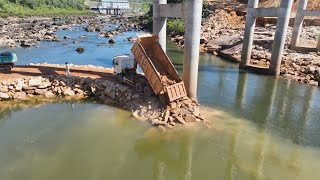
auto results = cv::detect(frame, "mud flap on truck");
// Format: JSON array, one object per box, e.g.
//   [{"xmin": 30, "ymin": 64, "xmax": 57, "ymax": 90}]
[{"xmin": 166, "ymin": 81, "xmax": 187, "ymax": 102}]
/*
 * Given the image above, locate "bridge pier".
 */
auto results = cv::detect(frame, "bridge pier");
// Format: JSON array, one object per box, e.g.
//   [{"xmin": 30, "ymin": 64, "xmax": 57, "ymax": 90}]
[
  {"xmin": 269, "ymin": 0, "xmax": 294, "ymax": 75},
  {"xmin": 152, "ymin": 0, "xmax": 202, "ymax": 99},
  {"xmin": 240, "ymin": 0, "xmax": 294, "ymax": 76},
  {"xmin": 183, "ymin": 0, "xmax": 203, "ymax": 99},
  {"xmin": 290, "ymin": 0, "xmax": 320, "ymax": 52},
  {"xmin": 153, "ymin": 0, "xmax": 167, "ymax": 51}
]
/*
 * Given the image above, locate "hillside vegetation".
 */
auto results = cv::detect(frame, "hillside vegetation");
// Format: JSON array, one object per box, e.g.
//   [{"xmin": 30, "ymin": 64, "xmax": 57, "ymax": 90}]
[{"xmin": 0, "ymin": 0, "xmax": 93, "ymax": 17}]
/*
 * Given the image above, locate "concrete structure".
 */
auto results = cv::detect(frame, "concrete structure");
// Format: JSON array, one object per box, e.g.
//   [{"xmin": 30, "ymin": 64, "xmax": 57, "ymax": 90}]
[
  {"xmin": 89, "ymin": 0, "xmax": 130, "ymax": 15},
  {"xmin": 240, "ymin": 0, "xmax": 294, "ymax": 76},
  {"xmin": 153, "ymin": 0, "xmax": 203, "ymax": 99},
  {"xmin": 290, "ymin": 0, "xmax": 320, "ymax": 52},
  {"xmin": 153, "ymin": 0, "xmax": 167, "ymax": 52}
]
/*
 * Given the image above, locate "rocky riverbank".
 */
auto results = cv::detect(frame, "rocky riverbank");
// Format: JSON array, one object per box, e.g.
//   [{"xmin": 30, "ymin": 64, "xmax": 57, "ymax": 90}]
[
  {"xmin": 169, "ymin": 6, "xmax": 320, "ymax": 87},
  {"xmin": 0, "ymin": 65, "xmax": 208, "ymax": 129},
  {"xmin": 0, "ymin": 15, "xmax": 140, "ymax": 48}
]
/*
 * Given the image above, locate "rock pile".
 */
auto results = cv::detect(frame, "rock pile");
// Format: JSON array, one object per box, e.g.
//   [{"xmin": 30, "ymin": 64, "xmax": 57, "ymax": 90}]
[
  {"xmin": 133, "ymin": 97, "xmax": 209, "ymax": 129},
  {"xmin": 0, "ymin": 73, "xmax": 208, "ymax": 129},
  {"xmin": 0, "ymin": 16, "xmax": 96, "ymax": 48},
  {"xmin": 0, "ymin": 75, "xmax": 160, "ymax": 111}
]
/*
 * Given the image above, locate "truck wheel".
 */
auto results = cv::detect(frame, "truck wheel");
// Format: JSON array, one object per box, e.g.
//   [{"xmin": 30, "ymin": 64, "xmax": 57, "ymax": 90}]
[
  {"xmin": 143, "ymin": 86, "xmax": 152, "ymax": 96},
  {"xmin": 135, "ymin": 82, "xmax": 144, "ymax": 93},
  {"xmin": 4, "ymin": 66, "xmax": 12, "ymax": 71}
]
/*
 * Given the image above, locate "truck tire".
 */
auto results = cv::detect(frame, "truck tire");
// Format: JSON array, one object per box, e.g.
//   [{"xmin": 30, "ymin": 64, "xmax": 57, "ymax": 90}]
[
  {"xmin": 4, "ymin": 66, "xmax": 12, "ymax": 71},
  {"xmin": 143, "ymin": 86, "xmax": 152, "ymax": 96}
]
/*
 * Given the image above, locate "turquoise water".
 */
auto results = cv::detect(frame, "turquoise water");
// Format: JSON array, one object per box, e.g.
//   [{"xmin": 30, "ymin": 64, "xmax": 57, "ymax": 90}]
[{"xmin": 0, "ymin": 24, "xmax": 320, "ymax": 180}]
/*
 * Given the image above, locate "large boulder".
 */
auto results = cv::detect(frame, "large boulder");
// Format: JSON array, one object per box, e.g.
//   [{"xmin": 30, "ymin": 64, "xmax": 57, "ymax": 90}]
[
  {"xmin": 0, "ymin": 92, "xmax": 10, "ymax": 99},
  {"xmin": 76, "ymin": 47, "xmax": 85, "ymax": 54},
  {"xmin": 63, "ymin": 88, "xmax": 75, "ymax": 97},
  {"xmin": 13, "ymin": 92, "xmax": 27, "ymax": 100},
  {"xmin": 28, "ymin": 77, "xmax": 42, "ymax": 87},
  {"xmin": 0, "ymin": 86, "xmax": 9, "ymax": 93},
  {"xmin": 108, "ymin": 39, "xmax": 116, "ymax": 44}
]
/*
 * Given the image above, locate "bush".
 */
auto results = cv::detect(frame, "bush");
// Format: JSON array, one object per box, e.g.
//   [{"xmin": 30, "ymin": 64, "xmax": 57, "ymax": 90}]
[
  {"xmin": 167, "ymin": 19, "xmax": 185, "ymax": 35},
  {"xmin": 0, "ymin": 0, "xmax": 92, "ymax": 17}
]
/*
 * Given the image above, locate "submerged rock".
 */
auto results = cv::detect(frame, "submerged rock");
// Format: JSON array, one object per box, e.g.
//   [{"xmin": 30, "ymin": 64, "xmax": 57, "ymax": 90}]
[{"xmin": 76, "ymin": 47, "xmax": 85, "ymax": 54}]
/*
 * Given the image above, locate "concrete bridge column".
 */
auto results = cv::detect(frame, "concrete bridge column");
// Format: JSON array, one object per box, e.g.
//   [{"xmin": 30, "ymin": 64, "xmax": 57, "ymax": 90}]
[
  {"xmin": 183, "ymin": 0, "xmax": 203, "ymax": 99},
  {"xmin": 153, "ymin": 0, "xmax": 167, "ymax": 51},
  {"xmin": 269, "ymin": 0, "xmax": 294, "ymax": 75},
  {"xmin": 290, "ymin": 0, "xmax": 308, "ymax": 50},
  {"xmin": 240, "ymin": 0, "xmax": 259, "ymax": 67}
]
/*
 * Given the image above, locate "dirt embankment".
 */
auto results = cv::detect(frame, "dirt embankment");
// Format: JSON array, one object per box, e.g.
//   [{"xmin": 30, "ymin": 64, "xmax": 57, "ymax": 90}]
[{"xmin": 236, "ymin": 0, "xmax": 320, "ymax": 10}]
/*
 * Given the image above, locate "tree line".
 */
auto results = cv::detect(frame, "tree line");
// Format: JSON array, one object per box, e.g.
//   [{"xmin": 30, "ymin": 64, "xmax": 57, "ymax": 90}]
[{"xmin": 2, "ymin": 0, "xmax": 86, "ymax": 10}]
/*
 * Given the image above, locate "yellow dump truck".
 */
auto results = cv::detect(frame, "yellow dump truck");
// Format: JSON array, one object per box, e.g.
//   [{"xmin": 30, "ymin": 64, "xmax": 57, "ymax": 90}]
[
  {"xmin": 113, "ymin": 33, "xmax": 187, "ymax": 104},
  {"xmin": 131, "ymin": 34, "xmax": 187, "ymax": 104}
]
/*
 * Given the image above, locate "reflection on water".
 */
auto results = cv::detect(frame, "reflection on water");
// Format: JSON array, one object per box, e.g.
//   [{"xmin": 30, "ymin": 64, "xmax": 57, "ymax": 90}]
[
  {"xmin": 0, "ymin": 103, "xmax": 320, "ymax": 180},
  {"xmin": 167, "ymin": 42, "xmax": 320, "ymax": 149}
]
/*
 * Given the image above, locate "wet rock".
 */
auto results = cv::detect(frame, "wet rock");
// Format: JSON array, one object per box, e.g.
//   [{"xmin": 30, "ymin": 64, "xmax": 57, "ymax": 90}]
[
  {"xmin": 20, "ymin": 40, "xmax": 35, "ymax": 47},
  {"xmin": 44, "ymin": 91, "xmax": 55, "ymax": 99},
  {"xmin": 133, "ymin": 110, "xmax": 149, "ymax": 122},
  {"xmin": 76, "ymin": 47, "xmax": 85, "ymax": 54},
  {"xmin": 108, "ymin": 39, "xmax": 116, "ymax": 44},
  {"xmin": 305, "ymin": 66, "xmax": 317, "ymax": 74}
]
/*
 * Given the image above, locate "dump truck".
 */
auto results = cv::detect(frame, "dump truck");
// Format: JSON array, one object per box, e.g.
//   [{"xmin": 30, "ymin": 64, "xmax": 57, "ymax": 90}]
[
  {"xmin": 113, "ymin": 33, "xmax": 187, "ymax": 104},
  {"xmin": 0, "ymin": 52, "xmax": 17, "ymax": 71}
]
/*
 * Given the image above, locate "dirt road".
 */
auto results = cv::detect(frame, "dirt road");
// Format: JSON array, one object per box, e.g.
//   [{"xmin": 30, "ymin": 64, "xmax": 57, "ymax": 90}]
[{"xmin": 0, "ymin": 65, "xmax": 114, "ymax": 81}]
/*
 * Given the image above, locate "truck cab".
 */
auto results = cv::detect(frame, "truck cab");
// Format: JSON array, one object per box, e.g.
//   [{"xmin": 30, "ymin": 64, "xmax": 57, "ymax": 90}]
[{"xmin": 112, "ymin": 54, "xmax": 136, "ymax": 75}]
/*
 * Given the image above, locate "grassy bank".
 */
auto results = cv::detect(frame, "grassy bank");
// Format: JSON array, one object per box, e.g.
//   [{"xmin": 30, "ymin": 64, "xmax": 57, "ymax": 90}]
[{"xmin": 0, "ymin": 1, "xmax": 94, "ymax": 17}]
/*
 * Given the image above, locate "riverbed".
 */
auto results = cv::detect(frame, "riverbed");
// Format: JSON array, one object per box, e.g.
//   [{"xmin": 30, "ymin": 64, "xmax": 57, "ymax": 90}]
[{"xmin": 1, "ymin": 21, "xmax": 320, "ymax": 180}]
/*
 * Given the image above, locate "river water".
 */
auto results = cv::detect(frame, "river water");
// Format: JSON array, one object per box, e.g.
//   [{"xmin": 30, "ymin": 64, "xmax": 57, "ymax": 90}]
[{"xmin": 0, "ymin": 23, "xmax": 320, "ymax": 180}]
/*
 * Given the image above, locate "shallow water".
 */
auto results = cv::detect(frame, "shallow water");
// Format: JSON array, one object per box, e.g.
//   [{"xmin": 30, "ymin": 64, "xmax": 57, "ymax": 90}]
[
  {"xmin": 0, "ymin": 102, "xmax": 319, "ymax": 180},
  {"xmin": 0, "ymin": 23, "xmax": 320, "ymax": 180}
]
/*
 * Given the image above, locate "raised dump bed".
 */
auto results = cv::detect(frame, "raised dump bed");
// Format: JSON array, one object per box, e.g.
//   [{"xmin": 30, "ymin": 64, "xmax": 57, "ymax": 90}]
[{"xmin": 131, "ymin": 33, "xmax": 187, "ymax": 103}]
